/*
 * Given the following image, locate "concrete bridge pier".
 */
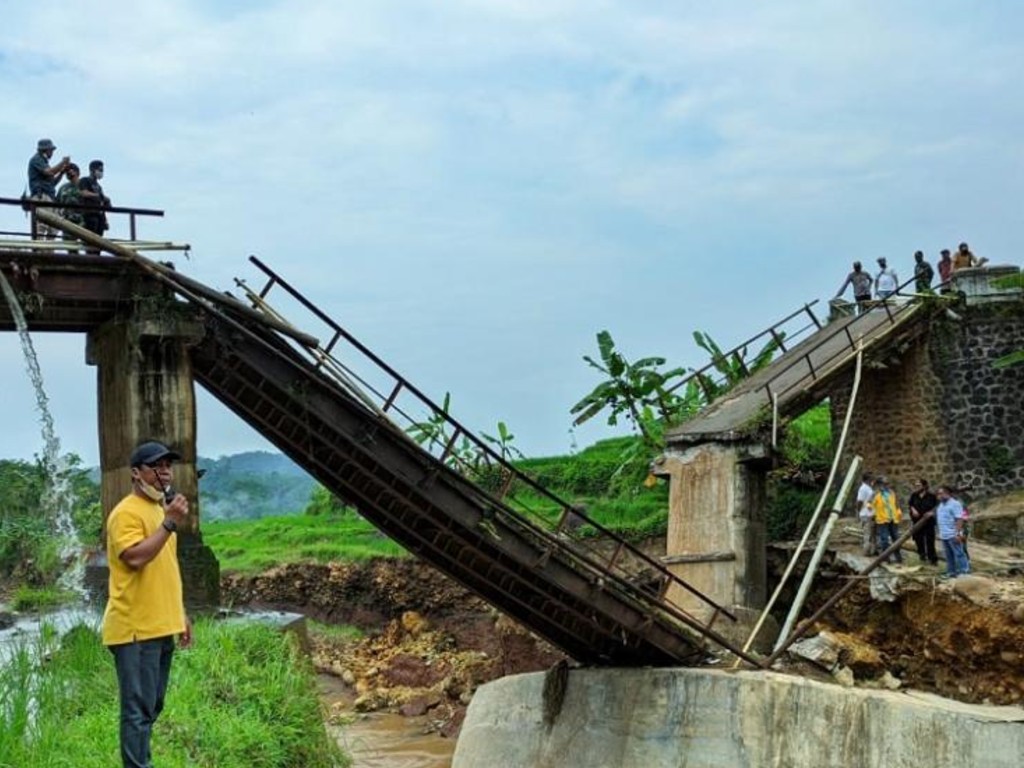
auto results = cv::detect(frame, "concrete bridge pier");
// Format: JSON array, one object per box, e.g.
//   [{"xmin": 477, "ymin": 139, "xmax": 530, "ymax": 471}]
[
  {"xmin": 654, "ymin": 437, "xmax": 774, "ymax": 649},
  {"xmin": 84, "ymin": 310, "xmax": 220, "ymax": 611}
]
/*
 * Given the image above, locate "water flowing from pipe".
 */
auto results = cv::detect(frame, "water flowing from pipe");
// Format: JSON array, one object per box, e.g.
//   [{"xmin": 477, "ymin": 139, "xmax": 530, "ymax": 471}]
[{"xmin": 0, "ymin": 271, "xmax": 86, "ymax": 598}]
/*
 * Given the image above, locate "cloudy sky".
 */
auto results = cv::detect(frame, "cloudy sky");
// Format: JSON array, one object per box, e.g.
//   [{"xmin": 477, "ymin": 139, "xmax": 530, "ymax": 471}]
[{"xmin": 1, "ymin": 1, "xmax": 1022, "ymax": 467}]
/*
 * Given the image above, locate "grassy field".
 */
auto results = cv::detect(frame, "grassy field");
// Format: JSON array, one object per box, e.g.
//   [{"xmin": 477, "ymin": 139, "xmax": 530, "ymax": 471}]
[
  {"xmin": 202, "ymin": 409, "xmax": 831, "ymax": 574},
  {"xmin": 0, "ymin": 618, "xmax": 347, "ymax": 767},
  {"xmin": 204, "ymin": 512, "xmax": 407, "ymax": 573}
]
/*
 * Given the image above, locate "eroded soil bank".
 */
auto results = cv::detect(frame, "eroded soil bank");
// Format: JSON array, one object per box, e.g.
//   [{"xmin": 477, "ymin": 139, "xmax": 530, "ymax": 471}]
[
  {"xmin": 221, "ymin": 559, "xmax": 564, "ymax": 738},
  {"xmin": 221, "ymin": 532, "xmax": 1024, "ymax": 739}
]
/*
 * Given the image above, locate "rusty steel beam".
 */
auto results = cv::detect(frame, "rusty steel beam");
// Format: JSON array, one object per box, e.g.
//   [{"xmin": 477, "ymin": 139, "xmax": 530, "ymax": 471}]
[{"xmin": 191, "ymin": 316, "xmax": 732, "ymax": 666}]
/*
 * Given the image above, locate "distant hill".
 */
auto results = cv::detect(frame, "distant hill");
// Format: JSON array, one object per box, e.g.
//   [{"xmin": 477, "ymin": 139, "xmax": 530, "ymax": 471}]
[
  {"xmin": 86, "ymin": 451, "xmax": 316, "ymax": 521},
  {"xmin": 198, "ymin": 451, "xmax": 315, "ymax": 520}
]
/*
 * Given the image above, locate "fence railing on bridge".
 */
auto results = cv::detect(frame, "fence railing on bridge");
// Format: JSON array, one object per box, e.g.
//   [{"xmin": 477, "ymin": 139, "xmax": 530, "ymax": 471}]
[{"xmin": 0, "ymin": 196, "xmax": 185, "ymax": 253}]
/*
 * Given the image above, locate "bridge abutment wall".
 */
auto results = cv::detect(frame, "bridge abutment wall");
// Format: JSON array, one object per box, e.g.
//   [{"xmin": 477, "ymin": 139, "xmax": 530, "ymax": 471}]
[
  {"xmin": 655, "ymin": 441, "xmax": 769, "ymax": 633},
  {"xmin": 454, "ymin": 668, "xmax": 1024, "ymax": 768}
]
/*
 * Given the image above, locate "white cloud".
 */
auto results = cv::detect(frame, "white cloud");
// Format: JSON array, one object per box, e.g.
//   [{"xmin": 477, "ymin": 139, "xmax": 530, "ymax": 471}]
[{"xmin": 1, "ymin": 1, "xmax": 1023, "ymax": 466}]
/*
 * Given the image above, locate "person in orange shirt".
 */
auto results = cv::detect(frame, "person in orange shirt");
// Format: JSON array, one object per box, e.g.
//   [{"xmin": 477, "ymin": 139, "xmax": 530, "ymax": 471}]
[
  {"xmin": 951, "ymin": 241, "xmax": 988, "ymax": 270},
  {"xmin": 102, "ymin": 441, "xmax": 192, "ymax": 768}
]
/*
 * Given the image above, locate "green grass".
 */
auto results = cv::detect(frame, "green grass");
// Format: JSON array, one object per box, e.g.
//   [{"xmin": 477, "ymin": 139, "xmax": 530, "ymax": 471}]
[
  {"xmin": 10, "ymin": 585, "xmax": 76, "ymax": 612},
  {"xmin": 204, "ymin": 513, "xmax": 407, "ymax": 574},
  {"xmin": 0, "ymin": 618, "xmax": 348, "ymax": 767},
  {"xmin": 203, "ymin": 434, "xmax": 673, "ymax": 573},
  {"xmin": 307, "ymin": 620, "xmax": 364, "ymax": 643}
]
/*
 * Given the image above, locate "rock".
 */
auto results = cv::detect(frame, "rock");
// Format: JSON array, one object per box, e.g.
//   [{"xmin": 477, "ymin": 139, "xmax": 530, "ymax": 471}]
[
  {"xmin": 1000, "ymin": 651, "xmax": 1019, "ymax": 665},
  {"xmin": 867, "ymin": 568, "xmax": 903, "ymax": 602},
  {"xmin": 790, "ymin": 634, "xmax": 841, "ymax": 668},
  {"xmin": 1012, "ymin": 604, "xmax": 1024, "ymax": 625},
  {"xmin": 400, "ymin": 696, "xmax": 431, "ymax": 717},
  {"xmin": 0, "ymin": 612, "xmax": 14, "ymax": 630},
  {"xmin": 952, "ymin": 575, "xmax": 999, "ymax": 604},
  {"xmin": 353, "ymin": 692, "xmax": 384, "ymax": 712},
  {"xmin": 879, "ymin": 671, "xmax": 902, "ymax": 690},
  {"xmin": 341, "ymin": 668, "xmax": 356, "ymax": 686},
  {"xmin": 833, "ymin": 666, "xmax": 855, "ymax": 687},
  {"xmin": 402, "ymin": 611, "xmax": 429, "ymax": 637},
  {"xmin": 789, "ymin": 630, "xmax": 884, "ymax": 679}
]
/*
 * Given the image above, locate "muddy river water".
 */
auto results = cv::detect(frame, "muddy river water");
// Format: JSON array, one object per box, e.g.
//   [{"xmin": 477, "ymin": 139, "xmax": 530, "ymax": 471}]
[{"xmin": 320, "ymin": 675, "xmax": 455, "ymax": 768}]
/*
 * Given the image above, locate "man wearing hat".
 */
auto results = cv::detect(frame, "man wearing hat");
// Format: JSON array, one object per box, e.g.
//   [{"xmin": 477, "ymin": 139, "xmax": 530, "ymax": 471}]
[
  {"xmin": 102, "ymin": 440, "xmax": 192, "ymax": 768},
  {"xmin": 26, "ymin": 138, "xmax": 71, "ymax": 239}
]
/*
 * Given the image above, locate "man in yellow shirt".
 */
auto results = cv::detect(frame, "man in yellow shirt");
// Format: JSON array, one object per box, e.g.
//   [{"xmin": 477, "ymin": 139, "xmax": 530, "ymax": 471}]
[
  {"xmin": 872, "ymin": 475, "xmax": 904, "ymax": 564},
  {"xmin": 102, "ymin": 441, "xmax": 192, "ymax": 768}
]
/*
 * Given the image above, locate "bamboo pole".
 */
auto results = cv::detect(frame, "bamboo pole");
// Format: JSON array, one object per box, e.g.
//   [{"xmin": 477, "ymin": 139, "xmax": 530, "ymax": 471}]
[
  {"xmin": 773, "ymin": 455, "xmax": 861, "ymax": 651},
  {"xmin": 763, "ymin": 512, "xmax": 936, "ymax": 668},
  {"xmin": 35, "ymin": 209, "xmax": 319, "ymax": 348},
  {"xmin": 736, "ymin": 344, "xmax": 865, "ymax": 663}
]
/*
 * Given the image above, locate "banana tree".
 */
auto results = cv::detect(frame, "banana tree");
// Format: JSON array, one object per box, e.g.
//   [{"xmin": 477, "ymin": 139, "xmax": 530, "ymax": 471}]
[{"xmin": 571, "ymin": 330, "xmax": 689, "ymax": 448}]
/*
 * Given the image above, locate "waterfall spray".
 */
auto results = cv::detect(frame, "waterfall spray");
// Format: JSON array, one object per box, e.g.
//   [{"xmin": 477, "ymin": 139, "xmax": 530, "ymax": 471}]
[{"xmin": 0, "ymin": 272, "xmax": 87, "ymax": 598}]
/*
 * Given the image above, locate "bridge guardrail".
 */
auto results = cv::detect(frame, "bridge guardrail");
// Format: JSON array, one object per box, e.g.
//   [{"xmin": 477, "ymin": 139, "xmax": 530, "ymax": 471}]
[{"xmin": 233, "ymin": 255, "xmax": 768, "ymax": 664}]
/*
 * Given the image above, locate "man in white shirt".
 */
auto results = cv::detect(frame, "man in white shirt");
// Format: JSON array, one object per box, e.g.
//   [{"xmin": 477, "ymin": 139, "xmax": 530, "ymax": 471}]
[
  {"xmin": 856, "ymin": 472, "xmax": 876, "ymax": 555},
  {"xmin": 875, "ymin": 257, "xmax": 899, "ymax": 299}
]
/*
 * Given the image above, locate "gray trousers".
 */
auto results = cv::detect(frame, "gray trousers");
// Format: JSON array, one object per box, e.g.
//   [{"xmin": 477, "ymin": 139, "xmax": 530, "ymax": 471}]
[{"xmin": 110, "ymin": 636, "xmax": 175, "ymax": 768}]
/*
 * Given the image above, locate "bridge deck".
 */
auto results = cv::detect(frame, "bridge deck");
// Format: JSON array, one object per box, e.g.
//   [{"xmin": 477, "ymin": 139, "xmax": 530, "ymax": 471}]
[{"xmin": 669, "ymin": 301, "xmax": 933, "ymax": 443}]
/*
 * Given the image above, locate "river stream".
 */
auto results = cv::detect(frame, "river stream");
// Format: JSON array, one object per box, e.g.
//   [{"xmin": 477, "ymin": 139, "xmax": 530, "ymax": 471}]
[{"xmin": 319, "ymin": 674, "xmax": 455, "ymax": 768}]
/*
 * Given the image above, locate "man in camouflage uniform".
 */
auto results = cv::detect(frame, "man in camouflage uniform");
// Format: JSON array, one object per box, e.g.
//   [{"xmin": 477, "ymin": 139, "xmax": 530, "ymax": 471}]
[{"xmin": 57, "ymin": 163, "xmax": 85, "ymax": 254}]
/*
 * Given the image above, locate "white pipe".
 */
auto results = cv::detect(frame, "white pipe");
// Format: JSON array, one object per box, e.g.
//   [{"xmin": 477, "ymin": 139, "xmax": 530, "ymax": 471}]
[
  {"xmin": 773, "ymin": 455, "xmax": 862, "ymax": 651},
  {"xmin": 771, "ymin": 389, "xmax": 779, "ymax": 450},
  {"xmin": 737, "ymin": 344, "xmax": 864, "ymax": 660}
]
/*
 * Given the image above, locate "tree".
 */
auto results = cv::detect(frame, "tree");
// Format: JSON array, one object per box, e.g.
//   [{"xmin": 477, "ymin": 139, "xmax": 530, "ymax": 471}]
[
  {"xmin": 0, "ymin": 455, "xmax": 98, "ymax": 583},
  {"xmin": 570, "ymin": 330, "xmax": 690, "ymax": 449},
  {"xmin": 691, "ymin": 330, "xmax": 784, "ymax": 400}
]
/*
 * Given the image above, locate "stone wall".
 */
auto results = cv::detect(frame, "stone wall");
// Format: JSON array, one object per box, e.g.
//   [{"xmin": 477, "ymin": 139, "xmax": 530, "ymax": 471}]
[{"xmin": 830, "ymin": 301, "xmax": 1024, "ymax": 500}]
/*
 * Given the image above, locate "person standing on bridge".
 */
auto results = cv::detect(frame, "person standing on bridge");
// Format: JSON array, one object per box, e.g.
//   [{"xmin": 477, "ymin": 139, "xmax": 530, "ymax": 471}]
[
  {"xmin": 937, "ymin": 249, "xmax": 953, "ymax": 291},
  {"xmin": 102, "ymin": 440, "xmax": 192, "ymax": 768},
  {"xmin": 874, "ymin": 258, "xmax": 899, "ymax": 300},
  {"xmin": 952, "ymin": 241, "xmax": 988, "ymax": 271},
  {"xmin": 835, "ymin": 261, "xmax": 873, "ymax": 314},
  {"xmin": 913, "ymin": 251, "xmax": 934, "ymax": 292},
  {"xmin": 26, "ymin": 137, "xmax": 72, "ymax": 240},
  {"xmin": 79, "ymin": 159, "xmax": 111, "ymax": 249},
  {"xmin": 57, "ymin": 163, "xmax": 85, "ymax": 254}
]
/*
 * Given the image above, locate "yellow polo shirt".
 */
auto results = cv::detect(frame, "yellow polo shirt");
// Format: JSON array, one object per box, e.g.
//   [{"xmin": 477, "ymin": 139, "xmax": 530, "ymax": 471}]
[{"xmin": 101, "ymin": 492, "xmax": 186, "ymax": 646}]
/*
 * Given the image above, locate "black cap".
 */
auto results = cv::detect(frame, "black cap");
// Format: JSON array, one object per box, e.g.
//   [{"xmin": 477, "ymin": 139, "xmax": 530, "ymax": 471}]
[{"xmin": 130, "ymin": 441, "xmax": 182, "ymax": 467}]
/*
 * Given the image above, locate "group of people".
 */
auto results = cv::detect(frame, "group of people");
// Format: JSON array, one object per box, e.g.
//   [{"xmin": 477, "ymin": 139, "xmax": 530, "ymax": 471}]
[
  {"xmin": 856, "ymin": 473, "xmax": 972, "ymax": 579},
  {"xmin": 835, "ymin": 243, "xmax": 986, "ymax": 313},
  {"xmin": 27, "ymin": 137, "xmax": 110, "ymax": 245}
]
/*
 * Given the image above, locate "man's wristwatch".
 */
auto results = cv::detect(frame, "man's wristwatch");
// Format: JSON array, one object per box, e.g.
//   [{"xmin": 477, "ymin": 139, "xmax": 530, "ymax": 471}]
[{"xmin": 162, "ymin": 518, "xmax": 178, "ymax": 533}]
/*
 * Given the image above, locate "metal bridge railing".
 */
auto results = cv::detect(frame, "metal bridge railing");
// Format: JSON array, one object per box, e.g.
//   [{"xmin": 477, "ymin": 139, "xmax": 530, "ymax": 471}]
[
  {"xmin": 233, "ymin": 255, "xmax": 763, "ymax": 662},
  {"xmin": 755, "ymin": 272, "xmax": 953, "ymax": 408},
  {"xmin": 0, "ymin": 196, "xmax": 172, "ymax": 250},
  {"xmin": 663, "ymin": 300, "xmax": 823, "ymax": 401}
]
